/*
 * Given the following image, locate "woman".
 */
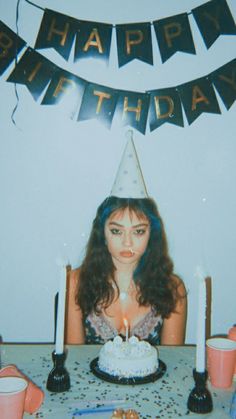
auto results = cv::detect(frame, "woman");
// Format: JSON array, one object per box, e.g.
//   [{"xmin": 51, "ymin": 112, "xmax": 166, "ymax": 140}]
[{"xmin": 66, "ymin": 196, "xmax": 187, "ymax": 345}]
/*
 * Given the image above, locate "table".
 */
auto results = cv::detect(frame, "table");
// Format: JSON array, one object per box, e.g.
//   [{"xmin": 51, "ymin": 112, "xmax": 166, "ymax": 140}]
[{"xmin": 1, "ymin": 344, "xmax": 235, "ymax": 419}]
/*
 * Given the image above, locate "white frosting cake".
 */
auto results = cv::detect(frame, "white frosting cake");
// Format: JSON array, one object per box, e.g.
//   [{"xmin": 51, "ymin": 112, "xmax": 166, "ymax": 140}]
[{"xmin": 98, "ymin": 335, "xmax": 158, "ymax": 378}]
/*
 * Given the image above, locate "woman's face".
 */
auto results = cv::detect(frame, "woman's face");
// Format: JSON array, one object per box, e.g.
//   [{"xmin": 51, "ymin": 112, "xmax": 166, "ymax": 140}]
[{"xmin": 104, "ymin": 207, "xmax": 150, "ymax": 268}]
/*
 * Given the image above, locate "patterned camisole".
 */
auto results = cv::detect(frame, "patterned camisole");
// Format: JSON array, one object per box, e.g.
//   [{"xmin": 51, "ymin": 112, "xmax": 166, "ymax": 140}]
[{"xmin": 84, "ymin": 310, "xmax": 163, "ymax": 345}]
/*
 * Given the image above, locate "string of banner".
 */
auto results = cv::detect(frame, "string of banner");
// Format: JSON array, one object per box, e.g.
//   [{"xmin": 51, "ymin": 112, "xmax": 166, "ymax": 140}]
[{"xmin": 0, "ymin": 0, "xmax": 235, "ymax": 134}]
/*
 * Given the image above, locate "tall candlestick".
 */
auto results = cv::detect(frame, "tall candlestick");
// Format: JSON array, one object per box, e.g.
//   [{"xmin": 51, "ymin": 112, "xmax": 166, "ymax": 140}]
[
  {"xmin": 123, "ymin": 318, "xmax": 129, "ymax": 342},
  {"xmin": 196, "ymin": 269, "xmax": 207, "ymax": 373},
  {"xmin": 55, "ymin": 266, "xmax": 67, "ymax": 354}
]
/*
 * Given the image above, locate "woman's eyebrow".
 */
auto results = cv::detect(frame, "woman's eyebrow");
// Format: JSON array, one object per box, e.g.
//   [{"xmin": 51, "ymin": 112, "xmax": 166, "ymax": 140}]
[
  {"xmin": 108, "ymin": 221, "xmax": 149, "ymax": 228},
  {"xmin": 132, "ymin": 223, "xmax": 150, "ymax": 228},
  {"xmin": 108, "ymin": 221, "xmax": 123, "ymax": 227}
]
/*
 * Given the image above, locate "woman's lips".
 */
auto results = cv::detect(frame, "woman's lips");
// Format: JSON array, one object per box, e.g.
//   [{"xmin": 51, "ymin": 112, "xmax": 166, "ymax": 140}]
[{"xmin": 120, "ymin": 250, "xmax": 134, "ymax": 257}]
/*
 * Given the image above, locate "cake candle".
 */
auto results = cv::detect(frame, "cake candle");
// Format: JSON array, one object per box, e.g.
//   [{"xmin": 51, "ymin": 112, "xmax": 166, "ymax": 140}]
[
  {"xmin": 123, "ymin": 318, "xmax": 129, "ymax": 342},
  {"xmin": 55, "ymin": 265, "xmax": 67, "ymax": 354},
  {"xmin": 196, "ymin": 270, "xmax": 206, "ymax": 372}
]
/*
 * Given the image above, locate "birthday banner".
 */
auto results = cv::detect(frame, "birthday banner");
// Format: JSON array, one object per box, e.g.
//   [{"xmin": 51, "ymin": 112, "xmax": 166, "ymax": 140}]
[
  {"xmin": 0, "ymin": 0, "xmax": 236, "ymax": 134},
  {"xmin": 33, "ymin": 0, "xmax": 236, "ymax": 66}
]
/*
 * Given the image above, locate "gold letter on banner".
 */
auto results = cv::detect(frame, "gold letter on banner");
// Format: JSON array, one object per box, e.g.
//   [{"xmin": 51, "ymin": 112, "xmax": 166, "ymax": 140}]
[
  {"xmin": 219, "ymin": 72, "xmax": 236, "ymax": 91},
  {"xmin": 0, "ymin": 32, "xmax": 13, "ymax": 58},
  {"xmin": 203, "ymin": 9, "xmax": 221, "ymax": 31},
  {"xmin": 126, "ymin": 30, "xmax": 144, "ymax": 54},
  {"xmin": 93, "ymin": 90, "xmax": 111, "ymax": 113},
  {"xmin": 163, "ymin": 22, "xmax": 182, "ymax": 48},
  {"xmin": 154, "ymin": 96, "xmax": 174, "ymax": 119},
  {"xmin": 47, "ymin": 18, "xmax": 70, "ymax": 47},
  {"xmin": 83, "ymin": 29, "xmax": 103, "ymax": 53},
  {"xmin": 192, "ymin": 85, "xmax": 210, "ymax": 110},
  {"xmin": 123, "ymin": 97, "xmax": 142, "ymax": 121},
  {"xmin": 27, "ymin": 61, "xmax": 43, "ymax": 83},
  {"xmin": 53, "ymin": 77, "xmax": 75, "ymax": 97}
]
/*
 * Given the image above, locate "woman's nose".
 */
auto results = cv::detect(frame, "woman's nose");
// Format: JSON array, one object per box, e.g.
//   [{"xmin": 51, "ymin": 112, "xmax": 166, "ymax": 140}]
[{"xmin": 123, "ymin": 232, "xmax": 132, "ymax": 246}]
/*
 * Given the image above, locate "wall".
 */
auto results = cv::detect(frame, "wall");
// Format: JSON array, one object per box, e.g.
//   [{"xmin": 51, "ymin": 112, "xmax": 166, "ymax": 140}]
[{"xmin": 0, "ymin": 0, "xmax": 235, "ymax": 343}]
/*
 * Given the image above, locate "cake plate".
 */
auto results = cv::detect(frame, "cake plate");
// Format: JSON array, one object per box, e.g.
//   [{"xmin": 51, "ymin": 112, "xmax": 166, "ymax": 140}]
[{"xmin": 90, "ymin": 357, "xmax": 166, "ymax": 385}]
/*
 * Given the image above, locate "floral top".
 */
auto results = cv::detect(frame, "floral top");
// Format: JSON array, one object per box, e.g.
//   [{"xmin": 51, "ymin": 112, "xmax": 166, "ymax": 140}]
[{"xmin": 84, "ymin": 310, "xmax": 163, "ymax": 345}]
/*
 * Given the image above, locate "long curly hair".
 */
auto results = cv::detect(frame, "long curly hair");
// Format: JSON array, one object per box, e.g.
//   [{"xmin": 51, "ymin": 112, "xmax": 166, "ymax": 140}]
[{"xmin": 76, "ymin": 196, "xmax": 181, "ymax": 318}]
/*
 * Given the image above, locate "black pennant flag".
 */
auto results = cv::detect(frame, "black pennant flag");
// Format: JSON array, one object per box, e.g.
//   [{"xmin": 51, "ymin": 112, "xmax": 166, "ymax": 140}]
[
  {"xmin": 116, "ymin": 22, "xmax": 153, "ymax": 67},
  {"xmin": 192, "ymin": 0, "xmax": 236, "ymax": 49},
  {"xmin": 41, "ymin": 69, "xmax": 86, "ymax": 118},
  {"xmin": 115, "ymin": 90, "xmax": 150, "ymax": 134},
  {"xmin": 7, "ymin": 48, "xmax": 57, "ymax": 100},
  {"xmin": 177, "ymin": 76, "xmax": 221, "ymax": 125},
  {"xmin": 77, "ymin": 82, "xmax": 118, "ymax": 128},
  {"xmin": 0, "ymin": 21, "xmax": 26, "ymax": 76},
  {"xmin": 34, "ymin": 9, "xmax": 77, "ymax": 61},
  {"xmin": 74, "ymin": 20, "xmax": 112, "ymax": 64},
  {"xmin": 148, "ymin": 87, "xmax": 184, "ymax": 131},
  {"xmin": 209, "ymin": 59, "xmax": 236, "ymax": 110},
  {"xmin": 153, "ymin": 13, "xmax": 196, "ymax": 63}
]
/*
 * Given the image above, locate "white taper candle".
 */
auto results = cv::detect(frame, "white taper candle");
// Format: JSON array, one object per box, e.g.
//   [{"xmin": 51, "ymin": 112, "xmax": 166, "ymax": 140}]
[
  {"xmin": 196, "ymin": 269, "xmax": 207, "ymax": 372},
  {"xmin": 123, "ymin": 318, "xmax": 129, "ymax": 342},
  {"xmin": 55, "ymin": 266, "xmax": 67, "ymax": 354}
]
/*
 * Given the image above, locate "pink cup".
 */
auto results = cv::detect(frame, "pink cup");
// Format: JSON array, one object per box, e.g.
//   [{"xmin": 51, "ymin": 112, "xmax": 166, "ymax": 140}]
[
  {"xmin": 228, "ymin": 326, "xmax": 236, "ymax": 375},
  {"xmin": 0, "ymin": 364, "xmax": 44, "ymax": 414},
  {"xmin": 0, "ymin": 376, "xmax": 28, "ymax": 419},
  {"xmin": 206, "ymin": 337, "xmax": 236, "ymax": 388}
]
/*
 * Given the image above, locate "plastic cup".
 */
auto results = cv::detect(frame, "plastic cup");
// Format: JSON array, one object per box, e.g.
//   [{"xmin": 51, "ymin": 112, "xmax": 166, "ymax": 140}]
[
  {"xmin": 228, "ymin": 326, "xmax": 236, "ymax": 376},
  {"xmin": 206, "ymin": 337, "xmax": 236, "ymax": 388},
  {"xmin": 0, "ymin": 364, "xmax": 44, "ymax": 414},
  {"xmin": 0, "ymin": 376, "xmax": 28, "ymax": 419}
]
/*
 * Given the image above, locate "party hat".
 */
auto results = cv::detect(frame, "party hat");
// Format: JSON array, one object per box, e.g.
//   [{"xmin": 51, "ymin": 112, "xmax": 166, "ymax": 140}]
[{"xmin": 110, "ymin": 131, "xmax": 148, "ymax": 198}]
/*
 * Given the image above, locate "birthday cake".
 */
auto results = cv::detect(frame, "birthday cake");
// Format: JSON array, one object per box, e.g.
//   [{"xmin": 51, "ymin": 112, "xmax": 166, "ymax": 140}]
[{"xmin": 98, "ymin": 335, "xmax": 158, "ymax": 378}]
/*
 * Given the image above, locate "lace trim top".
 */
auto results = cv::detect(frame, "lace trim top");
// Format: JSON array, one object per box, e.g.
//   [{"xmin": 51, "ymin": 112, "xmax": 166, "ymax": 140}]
[{"xmin": 84, "ymin": 310, "xmax": 163, "ymax": 345}]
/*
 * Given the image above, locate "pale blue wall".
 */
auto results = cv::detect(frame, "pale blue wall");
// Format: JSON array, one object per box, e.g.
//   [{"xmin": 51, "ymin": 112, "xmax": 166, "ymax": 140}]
[{"xmin": 0, "ymin": 0, "xmax": 235, "ymax": 343}]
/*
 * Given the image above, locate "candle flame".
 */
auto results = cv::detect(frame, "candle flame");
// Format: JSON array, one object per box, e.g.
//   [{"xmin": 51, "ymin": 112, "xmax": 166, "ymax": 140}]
[{"xmin": 123, "ymin": 318, "xmax": 128, "ymax": 327}]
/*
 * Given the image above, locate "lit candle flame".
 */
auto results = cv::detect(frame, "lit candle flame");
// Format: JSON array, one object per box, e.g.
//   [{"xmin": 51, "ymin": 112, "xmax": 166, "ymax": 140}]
[
  {"xmin": 123, "ymin": 318, "xmax": 128, "ymax": 326},
  {"xmin": 123, "ymin": 318, "xmax": 129, "ymax": 342}
]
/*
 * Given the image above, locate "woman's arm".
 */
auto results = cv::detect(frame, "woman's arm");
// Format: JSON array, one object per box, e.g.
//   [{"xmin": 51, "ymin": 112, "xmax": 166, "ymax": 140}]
[
  {"xmin": 65, "ymin": 268, "xmax": 85, "ymax": 344},
  {"xmin": 161, "ymin": 277, "xmax": 187, "ymax": 345}
]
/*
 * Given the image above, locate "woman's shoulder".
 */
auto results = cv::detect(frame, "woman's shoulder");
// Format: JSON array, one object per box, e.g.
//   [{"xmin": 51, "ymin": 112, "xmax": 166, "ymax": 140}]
[{"xmin": 170, "ymin": 274, "xmax": 187, "ymax": 296}]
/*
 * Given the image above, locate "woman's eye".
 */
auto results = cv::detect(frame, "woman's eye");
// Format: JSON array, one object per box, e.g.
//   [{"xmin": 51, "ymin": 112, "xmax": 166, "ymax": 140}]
[
  {"xmin": 110, "ymin": 228, "xmax": 122, "ymax": 235},
  {"xmin": 134, "ymin": 229, "xmax": 146, "ymax": 235}
]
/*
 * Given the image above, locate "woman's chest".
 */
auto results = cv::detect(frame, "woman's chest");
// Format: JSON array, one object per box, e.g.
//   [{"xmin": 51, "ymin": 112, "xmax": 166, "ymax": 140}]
[{"xmin": 103, "ymin": 294, "xmax": 151, "ymax": 334}]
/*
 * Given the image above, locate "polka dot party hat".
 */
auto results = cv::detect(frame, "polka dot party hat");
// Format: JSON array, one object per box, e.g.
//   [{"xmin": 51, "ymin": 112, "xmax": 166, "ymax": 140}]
[{"xmin": 110, "ymin": 130, "xmax": 148, "ymax": 198}]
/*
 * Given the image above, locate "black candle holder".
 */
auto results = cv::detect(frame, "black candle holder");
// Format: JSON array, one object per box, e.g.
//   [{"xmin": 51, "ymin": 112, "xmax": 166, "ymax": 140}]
[
  {"xmin": 46, "ymin": 350, "xmax": 70, "ymax": 393},
  {"xmin": 187, "ymin": 369, "xmax": 213, "ymax": 414}
]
